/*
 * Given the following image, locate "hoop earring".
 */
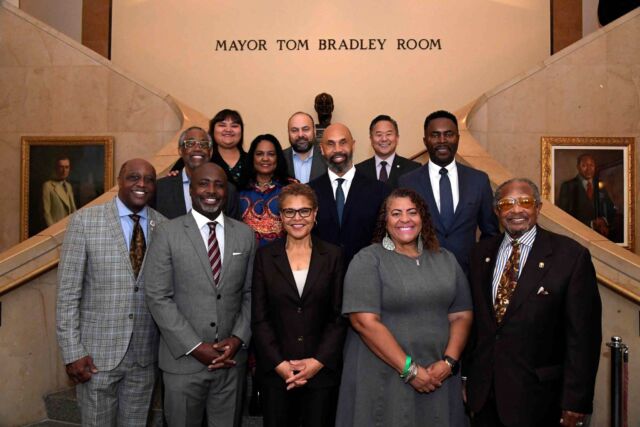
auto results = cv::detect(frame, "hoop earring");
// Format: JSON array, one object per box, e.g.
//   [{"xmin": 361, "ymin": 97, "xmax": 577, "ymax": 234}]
[{"xmin": 382, "ymin": 232, "xmax": 396, "ymax": 251}]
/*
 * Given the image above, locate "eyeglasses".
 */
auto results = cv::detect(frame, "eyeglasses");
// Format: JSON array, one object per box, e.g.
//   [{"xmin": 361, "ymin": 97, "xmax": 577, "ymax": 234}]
[
  {"xmin": 181, "ymin": 139, "xmax": 212, "ymax": 149},
  {"xmin": 281, "ymin": 208, "xmax": 313, "ymax": 218},
  {"xmin": 496, "ymin": 196, "xmax": 537, "ymax": 212},
  {"xmin": 427, "ymin": 131, "xmax": 458, "ymax": 140}
]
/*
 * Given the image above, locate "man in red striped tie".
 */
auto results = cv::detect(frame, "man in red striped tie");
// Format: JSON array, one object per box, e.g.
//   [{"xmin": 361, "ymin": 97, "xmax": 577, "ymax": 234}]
[{"xmin": 146, "ymin": 162, "xmax": 257, "ymax": 427}]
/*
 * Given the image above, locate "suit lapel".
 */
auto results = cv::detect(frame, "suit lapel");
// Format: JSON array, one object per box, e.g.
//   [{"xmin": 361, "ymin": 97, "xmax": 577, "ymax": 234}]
[
  {"xmin": 218, "ymin": 216, "xmax": 235, "ymax": 288},
  {"xmin": 301, "ymin": 236, "xmax": 327, "ymax": 300},
  {"xmin": 481, "ymin": 236, "xmax": 503, "ymax": 321},
  {"xmin": 54, "ymin": 182, "xmax": 73, "ymax": 210},
  {"xmin": 451, "ymin": 163, "xmax": 470, "ymax": 228},
  {"xmin": 317, "ymin": 174, "xmax": 340, "ymax": 227},
  {"xmin": 271, "ymin": 241, "xmax": 300, "ymax": 299},
  {"xmin": 106, "ymin": 198, "xmax": 135, "ymax": 278},
  {"xmin": 285, "ymin": 149, "xmax": 295, "ymax": 178},
  {"xmin": 419, "ymin": 167, "xmax": 444, "ymax": 231},
  {"xmin": 310, "ymin": 145, "xmax": 326, "ymax": 181},
  {"xmin": 501, "ymin": 228, "xmax": 552, "ymax": 324},
  {"xmin": 342, "ymin": 172, "xmax": 364, "ymax": 225},
  {"xmin": 183, "ymin": 214, "xmax": 215, "ymax": 287}
]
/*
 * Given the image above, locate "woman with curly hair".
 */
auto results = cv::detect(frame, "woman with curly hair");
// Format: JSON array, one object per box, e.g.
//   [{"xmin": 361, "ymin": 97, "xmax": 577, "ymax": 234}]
[{"xmin": 336, "ymin": 188, "xmax": 473, "ymax": 427}]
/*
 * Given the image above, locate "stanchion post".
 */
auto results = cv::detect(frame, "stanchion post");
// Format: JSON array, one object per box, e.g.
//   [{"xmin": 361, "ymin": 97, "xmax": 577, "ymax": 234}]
[{"xmin": 606, "ymin": 336, "xmax": 627, "ymax": 427}]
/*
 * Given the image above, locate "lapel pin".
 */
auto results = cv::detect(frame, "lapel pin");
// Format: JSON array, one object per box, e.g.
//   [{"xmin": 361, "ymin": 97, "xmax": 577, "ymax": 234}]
[
  {"xmin": 149, "ymin": 220, "xmax": 156, "ymax": 227},
  {"xmin": 396, "ymin": 164, "xmax": 400, "ymax": 168},
  {"xmin": 485, "ymin": 257, "xmax": 491, "ymax": 263},
  {"xmin": 538, "ymin": 262, "xmax": 544, "ymax": 268}
]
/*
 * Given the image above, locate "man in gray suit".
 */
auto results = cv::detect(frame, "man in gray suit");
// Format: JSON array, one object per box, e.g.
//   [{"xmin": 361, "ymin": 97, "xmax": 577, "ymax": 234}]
[
  {"xmin": 56, "ymin": 158, "xmax": 165, "ymax": 426},
  {"xmin": 283, "ymin": 111, "xmax": 327, "ymax": 183},
  {"xmin": 145, "ymin": 162, "xmax": 256, "ymax": 426}
]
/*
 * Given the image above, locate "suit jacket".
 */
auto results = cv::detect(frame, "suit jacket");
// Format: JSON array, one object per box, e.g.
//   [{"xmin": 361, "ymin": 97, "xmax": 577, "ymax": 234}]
[
  {"xmin": 465, "ymin": 228, "xmax": 602, "ymax": 426},
  {"xmin": 309, "ymin": 170, "xmax": 391, "ymax": 266},
  {"xmin": 144, "ymin": 213, "xmax": 256, "ymax": 374},
  {"xmin": 43, "ymin": 179, "xmax": 77, "ymax": 226},
  {"xmin": 251, "ymin": 237, "xmax": 346, "ymax": 388},
  {"xmin": 355, "ymin": 154, "xmax": 421, "ymax": 189},
  {"xmin": 154, "ymin": 172, "xmax": 241, "ymax": 220},
  {"xmin": 283, "ymin": 145, "xmax": 327, "ymax": 183},
  {"xmin": 398, "ymin": 162, "xmax": 498, "ymax": 273},
  {"xmin": 557, "ymin": 175, "xmax": 615, "ymax": 228},
  {"xmin": 56, "ymin": 198, "xmax": 166, "ymax": 370}
]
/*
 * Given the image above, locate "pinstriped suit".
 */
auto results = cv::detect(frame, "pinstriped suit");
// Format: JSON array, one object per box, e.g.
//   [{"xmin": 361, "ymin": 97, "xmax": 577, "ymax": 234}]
[{"xmin": 56, "ymin": 197, "xmax": 166, "ymax": 425}]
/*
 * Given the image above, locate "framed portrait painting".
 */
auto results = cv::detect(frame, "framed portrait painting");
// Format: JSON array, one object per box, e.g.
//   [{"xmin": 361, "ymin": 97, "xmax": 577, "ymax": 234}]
[
  {"xmin": 541, "ymin": 137, "xmax": 635, "ymax": 250},
  {"xmin": 20, "ymin": 136, "xmax": 114, "ymax": 241}
]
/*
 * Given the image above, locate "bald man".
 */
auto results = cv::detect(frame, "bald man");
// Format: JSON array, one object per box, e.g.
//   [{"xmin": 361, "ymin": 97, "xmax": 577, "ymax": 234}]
[
  {"xmin": 57, "ymin": 158, "xmax": 166, "ymax": 425},
  {"xmin": 309, "ymin": 123, "xmax": 391, "ymax": 265}
]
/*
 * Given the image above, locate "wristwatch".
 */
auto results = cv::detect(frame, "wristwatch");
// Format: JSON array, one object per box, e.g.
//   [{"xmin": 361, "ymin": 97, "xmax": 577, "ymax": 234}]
[{"xmin": 443, "ymin": 355, "xmax": 459, "ymax": 375}]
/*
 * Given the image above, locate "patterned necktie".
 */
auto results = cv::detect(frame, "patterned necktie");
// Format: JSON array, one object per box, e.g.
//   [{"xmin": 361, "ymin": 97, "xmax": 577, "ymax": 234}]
[
  {"xmin": 494, "ymin": 240, "xmax": 521, "ymax": 324},
  {"xmin": 336, "ymin": 178, "xmax": 345, "ymax": 225},
  {"xmin": 586, "ymin": 181, "xmax": 594, "ymax": 200},
  {"xmin": 439, "ymin": 167, "xmax": 454, "ymax": 229},
  {"xmin": 208, "ymin": 221, "xmax": 221, "ymax": 286},
  {"xmin": 129, "ymin": 214, "xmax": 146, "ymax": 279},
  {"xmin": 379, "ymin": 161, "xmax": 388, "ymax": 183}
]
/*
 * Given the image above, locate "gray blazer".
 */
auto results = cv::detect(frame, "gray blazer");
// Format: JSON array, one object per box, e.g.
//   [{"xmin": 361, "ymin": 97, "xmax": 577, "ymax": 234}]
[
  {"xmin": 144, "ymin": 213, "xmax": 256, "ymax": 374},
  {"xmin": 283, "ymin": 145, "xmax": 327, "ymax": 183},
  {"xmin": 56, "ymin": 198, "xmax": 166, "ymax": 370}
]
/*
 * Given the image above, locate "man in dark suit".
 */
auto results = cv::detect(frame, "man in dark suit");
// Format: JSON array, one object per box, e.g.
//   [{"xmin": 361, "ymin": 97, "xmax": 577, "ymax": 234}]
[
  {"xmin": 465, "ymin": 178, "xmax": 601, "ymax": 427},
  {"xmin": 398, "ymin": 110, "xmax": 498, "ymax": 273},
  {"xmin": 557, "ymin": 153, "xmax": 615, "ymax": 238},
  {"xmin": 283, "ymin": 112, "xmax": 327, "ymax": 183},
  {"xmin": 145, "ymin": 163, "xmax": 256, "ymax": 426},
  {"xmin": 309, "ymin": 123, "xmax": 390, "ymax": 266},
  {"xmin": 154, "ymin": 126, "xmax": 240, "ymax": 219},
  {"xmin": 355, "ymin": 114, "xmax": 420, "ymax": 189}
]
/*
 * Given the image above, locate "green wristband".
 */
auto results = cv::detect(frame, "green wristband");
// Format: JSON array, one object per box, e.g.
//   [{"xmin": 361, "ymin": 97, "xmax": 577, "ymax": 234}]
[{"xmin": 401, "ymin": 355, "xmax": 412, "ymax": 378}]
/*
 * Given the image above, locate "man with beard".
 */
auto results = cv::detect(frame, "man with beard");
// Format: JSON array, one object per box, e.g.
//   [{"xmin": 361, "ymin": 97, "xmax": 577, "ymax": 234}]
[
  {"xmin": 465, "ymin": 178, "xmax": 601, "ymax": 427},
  {"xmin": 309, "ymin": 123, "xmax": 390, "ymax": 265},
  {"xmin": 145, "ymin": 162, "xmax": 256, "ymax": 426},
  {"xmin": 154, "ymin": 126, "xmax": 240, "ymax": 219},
  {"xmin": 399, "ymin": 110, "xmax": 498, "ymax": 274},
  {"xmin": 56, "ymin": 158, "xmax": 165, "ymax": 425},
  {"xmin": 283, "ymin": 112, "xmax": 327, "ymax": 183}
]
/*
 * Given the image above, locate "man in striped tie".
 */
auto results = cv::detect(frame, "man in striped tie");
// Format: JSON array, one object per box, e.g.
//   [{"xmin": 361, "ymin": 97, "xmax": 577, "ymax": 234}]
[{"xmin": 146, "ymin": 162, "xmax": 256, "ymax": 427}]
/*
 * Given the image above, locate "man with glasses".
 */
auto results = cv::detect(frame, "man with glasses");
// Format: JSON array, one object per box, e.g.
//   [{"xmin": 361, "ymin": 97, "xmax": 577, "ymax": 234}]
[
  {"xmin": 155, "ymin": 126, "xmax": 240, "ymax": 219},
  {"xmin": 399, "ymin": 110, "xmax": 498, "ymax": 273},
  {"xmin": 464, "ymin": 178, "xmax": 601, "ymax": 427}
]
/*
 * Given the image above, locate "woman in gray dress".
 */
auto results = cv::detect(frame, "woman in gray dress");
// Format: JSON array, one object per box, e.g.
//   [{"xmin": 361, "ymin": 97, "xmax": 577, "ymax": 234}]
[{"xmin": 335, "ymin": 188, "xmax": 473, "ymax": 427}]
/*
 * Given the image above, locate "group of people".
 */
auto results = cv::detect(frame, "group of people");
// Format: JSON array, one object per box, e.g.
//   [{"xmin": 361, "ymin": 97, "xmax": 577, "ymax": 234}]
[{"xmin": 55, "ymin": 108, "xmax": 602, "ymax": 427}]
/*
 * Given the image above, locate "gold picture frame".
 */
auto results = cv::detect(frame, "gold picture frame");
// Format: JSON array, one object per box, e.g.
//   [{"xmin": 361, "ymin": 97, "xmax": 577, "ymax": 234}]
[
  {"xmin": 20, "ymin": 136, "xmax": 114, "ymax": 241},
  {"xmin": 541, "ymin": 136, "xmax": 635, "ymax": 250}
]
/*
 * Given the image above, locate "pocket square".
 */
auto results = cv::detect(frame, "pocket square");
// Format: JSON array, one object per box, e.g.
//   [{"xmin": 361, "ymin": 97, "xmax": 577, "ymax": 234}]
[
  {"xmin": 536, "ymin": 286, "xmax": 549, "ymax": 295},
  {"xmin": 232, "ymin": 252, "xmax": 243, "ymax": 256}
]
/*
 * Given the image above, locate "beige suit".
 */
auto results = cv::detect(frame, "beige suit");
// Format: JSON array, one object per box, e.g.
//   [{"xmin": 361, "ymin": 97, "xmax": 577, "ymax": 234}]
[{"xmin": 43, "ymin": 179, "xmax": 77, "ymax": 226}]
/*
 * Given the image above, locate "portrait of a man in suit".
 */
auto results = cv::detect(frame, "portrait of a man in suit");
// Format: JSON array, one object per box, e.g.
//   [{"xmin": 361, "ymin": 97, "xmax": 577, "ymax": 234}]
[
  {"xmin": 145, "ymin": 162, "xmax": 256, "ymax": 426},
  {"xmin": 465, "ymin": 178, "xmax": 601, "ymax": 427},
  {"xmin": 398, "ymin": 110, "xmax": 498, "ymax": 273},
  {"xmin": 56, "ymin": 158, "xmax": 165, "ymax": 425},
  {"xmin": 355, "ymin": 114, "xmax": 421, "ymax": 189},
  {"xmin": 43, "ymin": 155, "xmax": 77, "ymax": 226}
]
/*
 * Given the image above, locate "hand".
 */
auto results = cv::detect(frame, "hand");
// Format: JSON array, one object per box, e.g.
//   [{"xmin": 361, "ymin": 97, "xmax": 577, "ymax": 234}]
[
  {"xmin": 559, "ymin": 410, "xmax": 587, "ymax": 427},
  {"xmin": 65, "ymin": 355, "xmax": 98, "ymax": 384},
  {"xmin": 166, "ymin": 169, "xmax": 180, "ymax": 177},
  {"xmin": 274, "ymin": 361, "xmax": 295, "ymax": 382},
  {"xmin": 409, "ymin": 365, "xmax": 442, "ymax": 393},
  {"xmin": 285, "ymin": 358, "xmax": 324, "ymax": 390},
  {"xmin": 425, "ymin": 360, "xmax": 452, "ymax": 383},
  {"xmin": 208, "ymin": 336, "xmax": 242, "ymax": 370},
  {"xmin": 191, "ymin": 342, "xmax": 223, "ymax": 367}
]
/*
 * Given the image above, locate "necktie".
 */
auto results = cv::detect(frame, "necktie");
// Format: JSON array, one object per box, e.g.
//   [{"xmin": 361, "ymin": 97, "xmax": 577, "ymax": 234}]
[
  {"xmin": 379, "ymin": 161, "xmax": 388, "ymax": 183},
  {"xmin": 439, "ymin": 168, "xmax": 454, "ymax": 229},
  {"xmin": 129, "ymin": 214, "xmax": 146, "ymax": 279},
  {"xmin": 336, "ymin": 178, "xmax": 345, "ymax": 225},
  {"xmin": 586, "ymin": 181, "xmax": 594, "ymax": 200},
  {"xmin": 208, "ymin": 222, "xmax": 221, "ymax": 286},
  {"xmin": 494, "ymin": 240, "xmax": 521, "ymax": 324}
]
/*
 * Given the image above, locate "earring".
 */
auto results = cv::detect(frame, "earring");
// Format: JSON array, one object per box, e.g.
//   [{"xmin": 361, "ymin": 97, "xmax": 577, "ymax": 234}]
[
  {"xmin": 417, "ymin": 234, "xmax": 424, "ymax": 254},
  {"xmin": 382, "ymin": 232, "xmax": 396, "ymax": 251}
]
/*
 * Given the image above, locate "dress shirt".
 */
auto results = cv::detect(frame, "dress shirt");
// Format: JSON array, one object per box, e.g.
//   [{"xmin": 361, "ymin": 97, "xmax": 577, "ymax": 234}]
[
  {"xmin": 292, "ymin": 146, "xmax": 316, "ymax": 184},
  {"xmin": 491, "ymin": 226, "xmax": 537, "ymax": 301},
  {"xmin": 115, "ymin": 197, "xmax": 149, "ymax": 250},
  {"xmin": 181, "ymin": 168, "xmax": 193, "ymax": 212},
  {"xmin": 428, "ymin": 160, "xmax": 459, "ymax": 213},
  {"xmin": 191, "ymin": 208, "xmax": 225, "ymax": 265},
  {"xmin": 375, "ymin": 153, "xmax": 396, "ymax": 180},
  {"xmin": 328, "ymin": 166, "xmax": 356, "ymax": 200}
]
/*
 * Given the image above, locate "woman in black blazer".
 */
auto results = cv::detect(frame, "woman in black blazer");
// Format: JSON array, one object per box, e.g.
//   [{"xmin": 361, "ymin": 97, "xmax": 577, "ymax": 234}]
[{"xmin": 251, "ymin": 183, "xmax": 346, "ymax": 427}]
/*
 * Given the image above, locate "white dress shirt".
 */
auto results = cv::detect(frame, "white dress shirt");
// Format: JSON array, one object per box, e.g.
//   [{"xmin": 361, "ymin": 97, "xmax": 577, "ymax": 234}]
[
  {"xmin": 375, "ymin": 153, "xmax": 396, "ymax": 180},
  {"xmin": 328, "ymin": 166, "xmax": 356, "ymax": 200},
  {"xmin": 427, "ymin": 160, "xmax": 460, "ymax": 213}
]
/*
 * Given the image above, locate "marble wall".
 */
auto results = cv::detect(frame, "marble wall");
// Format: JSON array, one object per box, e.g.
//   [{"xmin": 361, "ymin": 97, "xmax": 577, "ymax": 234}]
[
  {"xmin": 467, "ymin": 9, "xmax": 640, "ymax": 253},
  {"xmin": 0, "ymin": 2, "xmax": 182, "ymax": 252}
]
